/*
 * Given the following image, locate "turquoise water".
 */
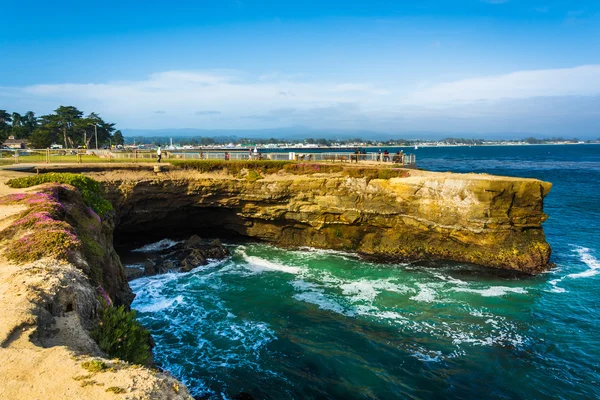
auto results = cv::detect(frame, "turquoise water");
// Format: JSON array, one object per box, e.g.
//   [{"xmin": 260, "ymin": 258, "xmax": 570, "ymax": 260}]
[{"xmin": 130, "ymin": 144, "xmax": 600, "ymax": 399}]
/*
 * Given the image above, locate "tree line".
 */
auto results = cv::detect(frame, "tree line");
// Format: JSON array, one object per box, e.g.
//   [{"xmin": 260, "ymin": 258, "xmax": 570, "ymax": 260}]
[{"xmin": 0, "ymin": 106, "xmax": 124, "ymax": 149}]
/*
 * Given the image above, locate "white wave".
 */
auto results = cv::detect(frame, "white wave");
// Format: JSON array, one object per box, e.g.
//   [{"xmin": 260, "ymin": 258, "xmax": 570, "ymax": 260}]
[
  {"xmin": 132, "ymin": 238, "xmax": 181, "ymax": 252},
  {"xmin": 291, "ymin": 279, "xmax": 352, "ymax": 316},
  {"xmin": 296, "ymin": 246, "xmax": 360, "ymax": 259},
  {"xmin": 243, "ymin": 255, "xmax": 301, "ymax": 274},
  {"xmin": 547, "ymin": 277, "xmax": 567, "ymax": 293},
  {"xmin": 130, "ymin": 271, "xmax": 180, "ymax": 291},
  {"xmin": 568, "ymin": 246, "xmax": 599, "ymax": 279},
  {"xmin": 135, "ymin": 295, "xmax": 184, "ymax": 313},
  {"xmin": 410, "ymin": 348, "xmax": 443, "ymax": 362},
  {"xmin": 431, "ymin": 272, "xmax": 469, "ymax": 286},
  {"xmin": 453, "ymin": 286, "xmax": 527, "ymax": 297},
  {"xmin": 466, "ymin": 307, "xmax": 496, "ymax": 319},
  {"xmin": 189, "ymin": 259, "xmax": 228, "ymax": 273},
  {"xmin": 293, "ymin": 291, "xmax": 350, "ymax": 315},
  {"xmin": 340, "ymin": 279, "xmax": 413, "ymax": 303},
  {"xmin": 410, "ymin": 283, "xmax": 437, "ymax": 302},
  {"xmin": 124, "ymin": 263, "xmax": 145, "ymax": 270}
]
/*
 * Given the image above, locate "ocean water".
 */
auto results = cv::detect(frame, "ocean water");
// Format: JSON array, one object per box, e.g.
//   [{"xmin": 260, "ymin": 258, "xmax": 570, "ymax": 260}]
[{"xmin": 129, "ymin": 144, "xmax": 600, "ymax": 399}]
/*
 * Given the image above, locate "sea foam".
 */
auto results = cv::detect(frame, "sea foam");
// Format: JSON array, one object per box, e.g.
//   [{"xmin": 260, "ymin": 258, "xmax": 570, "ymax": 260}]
[
  {"xmin": 568, "ymin": 246, "xmax": 599, "ymax": 279},
  {"xmin": 243, "ymin": 255, "xmax": 301, "ymax": 274},
  {"xmin": 453, "ymin": 286, "xmax": 527, "ymax": 297},
  {"xmin": 132, "ymin": 238, "xmax": 181, "ymax": 252}
]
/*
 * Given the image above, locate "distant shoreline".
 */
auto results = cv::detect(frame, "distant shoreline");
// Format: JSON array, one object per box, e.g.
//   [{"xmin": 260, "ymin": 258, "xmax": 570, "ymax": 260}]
[{"xmin": 169, "ymin": 142, "xmax": 599, "ymax": 152}]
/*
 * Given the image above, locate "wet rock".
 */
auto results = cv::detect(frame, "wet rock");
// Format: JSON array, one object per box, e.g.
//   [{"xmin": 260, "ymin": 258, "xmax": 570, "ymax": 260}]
[
  {"xmin": 124, "ymin": 265, "xmax": 144, "ymax": 281},
  {"xmin": 105, "ymin": 170, "xmax": 553, "ymax": 274},
  {"xmin": 140, "ymin": 235, "xmax": 229, "ymax": 276}
]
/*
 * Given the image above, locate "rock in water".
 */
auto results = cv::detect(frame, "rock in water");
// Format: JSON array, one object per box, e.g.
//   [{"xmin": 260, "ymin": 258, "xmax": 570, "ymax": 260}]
[{"xmin": 138, "ymin": 235, "xmax": 229, "ymax": 276}]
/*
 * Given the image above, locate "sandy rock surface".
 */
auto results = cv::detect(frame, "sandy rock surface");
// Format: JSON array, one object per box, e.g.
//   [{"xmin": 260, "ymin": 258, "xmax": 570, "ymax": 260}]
[{"xmin": 0, "ymin": 169, "xmax": 192, "ymax": 400}]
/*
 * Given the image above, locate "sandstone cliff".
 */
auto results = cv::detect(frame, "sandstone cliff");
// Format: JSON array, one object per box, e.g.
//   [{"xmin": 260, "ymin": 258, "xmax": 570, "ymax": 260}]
[
  {"xmin": 0, "ymin": 174, "xmax": 192, "ymax": 400},
  {"xmin": 101, "ymin": 168, "xmax": 552, "ymax": 274}
]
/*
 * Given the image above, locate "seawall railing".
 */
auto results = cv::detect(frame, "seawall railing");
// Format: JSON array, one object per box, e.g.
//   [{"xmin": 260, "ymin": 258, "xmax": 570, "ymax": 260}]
[{"xmin": 0, "ymin": 149, "xmax": 416, "ymax": 166}]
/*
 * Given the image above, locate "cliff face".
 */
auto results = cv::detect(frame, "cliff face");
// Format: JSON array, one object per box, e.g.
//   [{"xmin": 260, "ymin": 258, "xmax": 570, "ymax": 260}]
[
  {"xmin": 103, "ymin": 169, "xmax": 552, "ymax": 274},
  {"xmin": 0, "ymin": 180, "xmax": 191, "ymax": 399}
]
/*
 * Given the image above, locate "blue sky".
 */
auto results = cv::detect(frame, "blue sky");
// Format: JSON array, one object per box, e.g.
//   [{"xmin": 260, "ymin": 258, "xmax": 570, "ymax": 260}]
[{"xmin": 1, "ymin": 0, "xmax": 599, "ymax": 137}]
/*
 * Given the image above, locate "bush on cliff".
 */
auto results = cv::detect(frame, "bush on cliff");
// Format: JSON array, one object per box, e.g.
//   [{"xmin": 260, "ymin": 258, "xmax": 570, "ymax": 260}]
[
  {"xmin": 6, "ymin": 228, "xmax": 81, "ymax": 263},
  {"xmin": 343, "ymin": 167, "xmax": 410, "ymax": 181},
  {"xmin": 1, "ymin": 187, "xmax": 82, "ymax": 264},
  {"xmin": 169, "ymin": 159, "xmax": 291, "ymax": 175},
  {"xmin": 283, "ymin": 163, "xmax": 344, "ymax": 175},
  {"xmin": 7, "ymin": 173, "xmax": 113, "ymax": 217},
  {"xmin": 91, "ymin": 303, "xmax": 152, "ymax": 366}
]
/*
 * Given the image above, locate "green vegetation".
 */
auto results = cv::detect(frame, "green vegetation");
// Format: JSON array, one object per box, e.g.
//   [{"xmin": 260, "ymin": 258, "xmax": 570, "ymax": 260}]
[
  {"xmin": 7, "ymin": 173, "xmax": 113, "ymax": 217},
  {"xmin": 105, "ymin": 386, "xmax": 126, "ymax": 394},
  {"xmin": 245, "ymin": 169, "xmax": 263, "ymax": 182},
  {"xmin": 283, "ymin": 163, "xmax": 343, "ymax": 175},
  {"xmin": 91, "ymin": 304, "xmax": 152, "ymax": 366},
  {"xmin": 343, "ymin": 167, "xmax": 410, "ymax": 181},
  {"xmin": 168, "ymin": 159, "xmax": 410, "ymax": 181},
  {"xmin": 1, "ymin": 106, "xmax": 121, "ymax": 149},
  {"xmin": 72, "ymin": 374, "xmax": 94, "ymax": 381},
  {"xmin": 169, "ymin": 159, "xmax": 292, "ymax": 175},
  {"xmin": 81, "ymin": 360, "xmax": 109, "ymax": 373},
  {"xmin": 5, "ymin": 228, "xmax": 81, "ymax": 263}
]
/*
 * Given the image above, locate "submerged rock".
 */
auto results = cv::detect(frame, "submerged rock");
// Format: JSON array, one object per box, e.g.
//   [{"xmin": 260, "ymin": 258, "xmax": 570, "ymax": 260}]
[{"xmin": 134, "ymin": 235, "xmax": 229, "ymax": 277}]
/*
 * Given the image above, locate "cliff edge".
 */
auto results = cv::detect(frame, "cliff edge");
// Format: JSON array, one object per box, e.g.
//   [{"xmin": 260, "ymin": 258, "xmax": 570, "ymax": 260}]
[
  {"xmin": 0, "ymin": 171, "xmax": 192, "ymax": 400},
  {"xmin": 99, "ymin": 166, "xmax": 552, "ymax": 274}
]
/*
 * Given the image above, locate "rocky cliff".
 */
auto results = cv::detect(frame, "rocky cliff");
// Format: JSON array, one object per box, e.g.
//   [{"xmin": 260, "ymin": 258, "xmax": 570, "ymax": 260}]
[
  {"xmin": 0, "ymin": 176, "xmax": 192, "ymax": 399},
  {"xmin": 102, "ymin": 168, "xmax": 552, "ymax": 274}
]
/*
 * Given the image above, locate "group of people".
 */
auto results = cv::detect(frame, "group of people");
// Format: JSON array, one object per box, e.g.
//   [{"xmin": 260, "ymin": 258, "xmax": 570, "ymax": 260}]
[
  {"xmin": 351, "ymin": 148, "xmax": 367, "ymax": 162},
  {"xmin": 249, "ymin": 147, "xmax": 263, "ymax": 160},
  {"xmin": 377, "ymin": 149, "xmax": 404, "ymax": 163},
  {"xmin": 351, "ymin": 148, "xmax": 404, "ymax": 163}
]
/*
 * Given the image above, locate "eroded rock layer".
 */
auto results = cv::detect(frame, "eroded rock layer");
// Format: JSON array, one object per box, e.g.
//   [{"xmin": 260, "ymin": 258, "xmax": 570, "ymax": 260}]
[{"xmin": 103, "ymin": 169, "xmax": 552, "ymax": 274}]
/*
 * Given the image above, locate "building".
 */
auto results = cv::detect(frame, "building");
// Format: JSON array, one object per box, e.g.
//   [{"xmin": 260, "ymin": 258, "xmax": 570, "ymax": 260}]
[{"xmin": 2, "ymin": 136, "xmax": 28, "ymax": 149}]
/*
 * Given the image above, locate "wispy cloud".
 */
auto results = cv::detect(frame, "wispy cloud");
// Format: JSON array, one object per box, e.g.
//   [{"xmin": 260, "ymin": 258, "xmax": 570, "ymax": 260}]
[
  {"xmin": 411, "ymin": 65, "xmax": 600, "ymax": 103},
  {"xmin": 2, "ymin": 65, "xmax": 600, "ymax": 135}
]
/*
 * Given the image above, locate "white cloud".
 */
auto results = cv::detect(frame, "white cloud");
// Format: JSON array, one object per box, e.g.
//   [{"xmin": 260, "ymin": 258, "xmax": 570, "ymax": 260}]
[
  {"xmin": 2, "ymin": 65, "xmax": 600, "ymax": 135},
  {"xmin": 411, "ymin": 65, "xmax": 600, "ymax": 104}
]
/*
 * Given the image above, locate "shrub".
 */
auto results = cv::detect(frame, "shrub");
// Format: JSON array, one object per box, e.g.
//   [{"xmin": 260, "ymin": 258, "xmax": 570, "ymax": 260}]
[
  {"xmin": 6, "ymin": 228, "xmax": 81, "ymax": 263},
  {"xmin": 283, "ymin": 163, "xmax": 343, "ymax": 175},
  {"xmin": 245, "ymin": 170, "xmax": 262, "ymax": 182},
  {"xmin": 169, "ymin": 159, "xmax": 292, "ymax": 175},
  {"xmin": 91, "ymin": 304, "xmax": 152, "ymax": 366},
  {"xmin": 105, "ymin": 386, "xmax": 126, "ymax": 394},
  {"xmin": 342, "ymin": 167, "xmax": 409, "ymax": 181},
  {"xmin": 81, "ymin": 360, "xmax": 109, "ymax": 373},
  {"xmin": 7, "ymin": 173, "xmax": 113, "ymax": 217}
]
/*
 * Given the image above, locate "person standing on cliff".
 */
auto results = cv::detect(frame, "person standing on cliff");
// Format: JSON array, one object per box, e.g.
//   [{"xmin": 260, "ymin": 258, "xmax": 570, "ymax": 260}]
[{"xmin": 157, "ymin": 146, "xmax": 162, "ymax": 163}]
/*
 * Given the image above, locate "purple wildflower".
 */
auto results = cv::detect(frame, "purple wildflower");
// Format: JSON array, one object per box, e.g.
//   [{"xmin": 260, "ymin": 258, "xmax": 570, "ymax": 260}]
[{"xmin": 97, "ymin": 285, "xmax": 113, "ymax": 307}]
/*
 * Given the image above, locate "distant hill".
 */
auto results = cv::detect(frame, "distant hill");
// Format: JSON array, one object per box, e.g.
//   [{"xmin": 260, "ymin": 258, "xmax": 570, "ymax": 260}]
[{"xmin": 120, "ymin": 127, "xmax": 567, "ymax": 141}]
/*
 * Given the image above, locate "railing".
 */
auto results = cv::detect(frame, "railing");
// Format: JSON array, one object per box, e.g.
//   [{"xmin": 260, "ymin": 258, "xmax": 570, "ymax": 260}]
[{"xmin": 0, "ymin": 149, "xmax": 416, "ymax": 166}]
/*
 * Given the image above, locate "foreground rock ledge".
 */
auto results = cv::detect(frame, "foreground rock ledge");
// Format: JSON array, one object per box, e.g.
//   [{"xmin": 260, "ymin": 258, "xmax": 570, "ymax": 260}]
[{"xmin": 102, "ymin": 168, "xmax": 552, "ymax": 275}]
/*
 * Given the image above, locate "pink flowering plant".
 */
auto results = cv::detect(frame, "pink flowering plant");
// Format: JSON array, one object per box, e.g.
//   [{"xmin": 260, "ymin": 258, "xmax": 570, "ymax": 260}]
[{"xmin": 0, "ymin": 184, "xmax": 83, "ymax": 263}]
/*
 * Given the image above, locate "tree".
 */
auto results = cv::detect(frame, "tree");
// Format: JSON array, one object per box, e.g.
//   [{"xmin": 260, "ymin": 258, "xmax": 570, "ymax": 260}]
[
  {"xmin": 11, "ymin": 112, "xmax": 22, "ymax": 128},
  {"xmin": 54, "ymin": 106, "xmax": 84, "ymax": 149},
  {"xmin": 23, "ymin": 111, "xmax": 38, "ymax": 137},
  {"xmin": 113, "ymin": 130, "xmax": 125, "ymax": 146},
  {"xmin": 0, "ymin": 110, "xmax": 11, "ymax": 142},
  {"xmin": 29, "ymin": 126, "xmax": 56, "ymax": 148}
]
